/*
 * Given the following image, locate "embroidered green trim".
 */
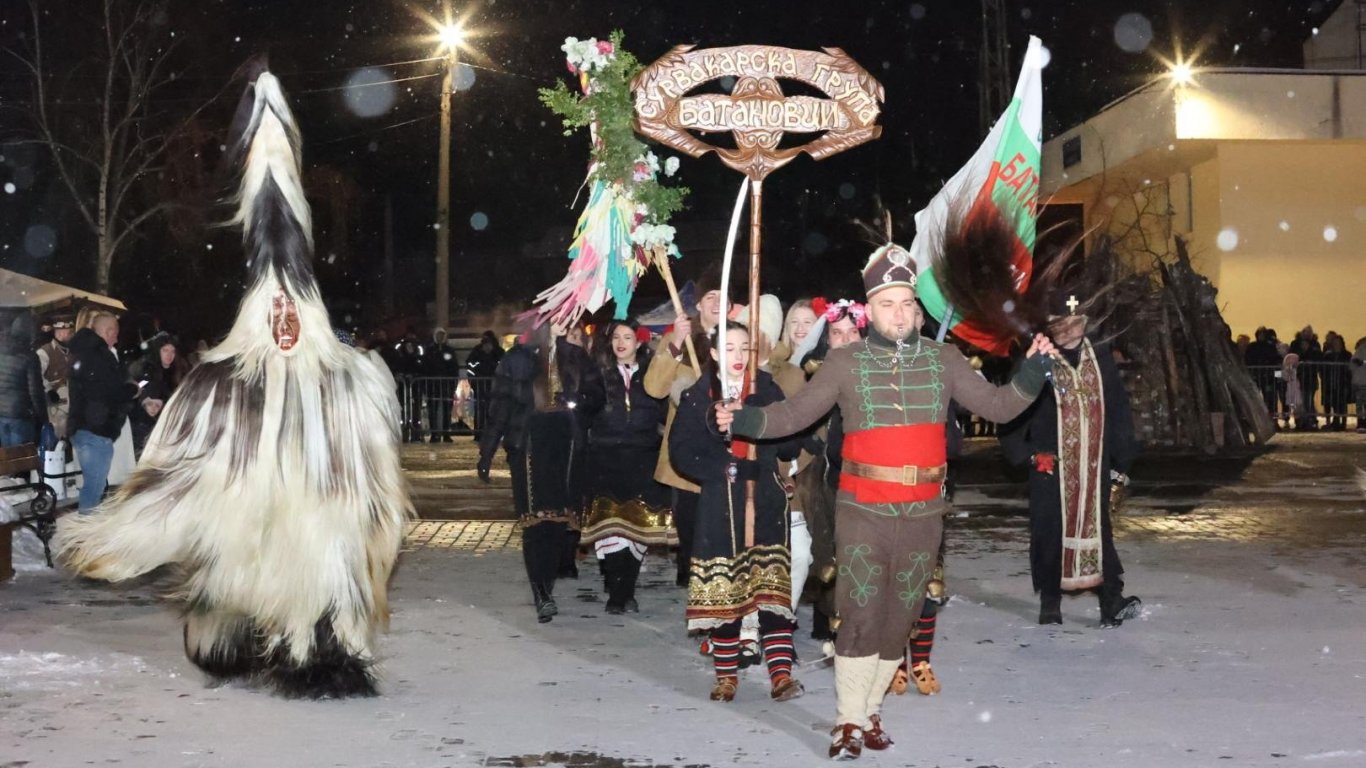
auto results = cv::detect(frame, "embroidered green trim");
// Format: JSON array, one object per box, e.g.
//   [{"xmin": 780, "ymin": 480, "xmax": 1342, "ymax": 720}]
[
  {"xmin": 851, "ymin": 344, "xmax": 945, "ymax": 429},
  {"xmin": 896, "ymin": 550, "xmax": 933, "ymax": 610},
  {"xmin": 840, "ymin": 543, "xmax": 883, "ymax": 608}
]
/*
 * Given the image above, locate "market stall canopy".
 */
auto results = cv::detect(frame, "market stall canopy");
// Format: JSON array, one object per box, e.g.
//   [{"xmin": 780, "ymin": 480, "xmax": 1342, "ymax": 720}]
[{"xmin": 0, "ymin": 268, "xmax": 126, "ymax": 312}]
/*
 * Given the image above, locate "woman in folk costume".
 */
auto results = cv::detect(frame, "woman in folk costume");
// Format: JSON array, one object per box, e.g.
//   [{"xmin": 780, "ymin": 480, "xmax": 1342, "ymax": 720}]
[
  {"xmin": 669, "ymin": 323, "xmax": 804, "ymax": 703},
  {"xmin": 477, "ymin": 322, "xmax": 603, "ymax": 623},
  {"xmin": 735, "ymin": 296, "xmax": 811, "ymax": 669},
  {"xmin": 792, "ymin": 298, "xmax": 868, "ymax": 645},
  {"xmin": 55, "ymin": 68, "xmax": 412, "ymax": 698},
  {"xmin": 581, "ymin": 320, "xmax": 672, "ymax": 614}
]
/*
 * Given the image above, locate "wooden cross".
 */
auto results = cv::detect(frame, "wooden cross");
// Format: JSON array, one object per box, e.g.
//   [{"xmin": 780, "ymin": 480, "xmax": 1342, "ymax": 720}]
[{"xmin": 1066, "ymin": 295, "xmax": 1079, "ymax": 315}]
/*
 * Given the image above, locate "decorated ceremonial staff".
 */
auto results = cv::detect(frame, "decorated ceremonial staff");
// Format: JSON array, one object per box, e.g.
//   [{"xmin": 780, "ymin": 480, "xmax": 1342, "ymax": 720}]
[{"xmin": 55, "ymin": 66, "xmax": 412, "ymax": 698}]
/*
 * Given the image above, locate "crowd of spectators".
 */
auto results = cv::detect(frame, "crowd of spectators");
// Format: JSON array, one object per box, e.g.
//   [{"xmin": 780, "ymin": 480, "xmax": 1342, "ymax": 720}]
[{"xmin": 1238, "ymin": 325, "xmax": 1365, "ymax": 432}]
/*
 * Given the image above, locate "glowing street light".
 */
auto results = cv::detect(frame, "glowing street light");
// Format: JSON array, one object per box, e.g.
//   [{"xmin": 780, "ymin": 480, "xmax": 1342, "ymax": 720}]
[
  {"xmin": 1170, "ymin": 61, "xmax": 1195, "ymax": 86},
  {"xmin": 437, "ymin": 23, "xmax": 465, "ymax": 52}
]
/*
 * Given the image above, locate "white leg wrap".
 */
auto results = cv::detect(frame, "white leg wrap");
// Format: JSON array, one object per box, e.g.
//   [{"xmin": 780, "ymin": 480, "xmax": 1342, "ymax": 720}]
[
  {"xmin": 835, "ymin": 653, "xmax": 879, "ymax": 729},
  {"xmin": 866, "ymin": 657, "xmax": 903, "ymax": 721}
]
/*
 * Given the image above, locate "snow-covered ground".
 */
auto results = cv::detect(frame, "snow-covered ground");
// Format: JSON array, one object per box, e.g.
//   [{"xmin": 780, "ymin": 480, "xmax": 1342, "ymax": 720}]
[{"xmin": 4, "ymin": 505, "xmax": 1364, "ymax": 768}]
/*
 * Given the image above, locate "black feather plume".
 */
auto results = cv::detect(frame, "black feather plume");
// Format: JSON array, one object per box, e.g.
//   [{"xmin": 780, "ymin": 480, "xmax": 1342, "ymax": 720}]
[{"xmin": 931, "ymin": 202, "xmax": 1074, "ymax": 353}]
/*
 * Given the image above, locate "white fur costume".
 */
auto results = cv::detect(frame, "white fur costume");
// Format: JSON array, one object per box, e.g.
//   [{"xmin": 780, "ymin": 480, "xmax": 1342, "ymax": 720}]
[{"xmin": 55, "ymin": 69, "xmax": 412, "ymax": 698}]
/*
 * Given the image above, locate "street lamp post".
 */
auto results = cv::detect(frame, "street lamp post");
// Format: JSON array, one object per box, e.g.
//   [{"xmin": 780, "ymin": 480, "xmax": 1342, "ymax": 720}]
[{"xmin": 435, "ymin": 23, "xmax": 463, "ymax": 331}]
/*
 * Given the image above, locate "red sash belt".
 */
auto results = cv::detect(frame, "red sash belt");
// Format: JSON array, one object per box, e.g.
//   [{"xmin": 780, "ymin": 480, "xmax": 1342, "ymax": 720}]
[{"xmin": 840, "ymin": 424, "xmax": 947, "ymax": 503}]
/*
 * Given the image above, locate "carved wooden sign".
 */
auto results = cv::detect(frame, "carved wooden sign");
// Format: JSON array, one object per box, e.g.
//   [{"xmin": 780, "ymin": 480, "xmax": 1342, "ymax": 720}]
[{"xmin": 632, "ymin": 45, "xmax": 884, "ymax": 180}]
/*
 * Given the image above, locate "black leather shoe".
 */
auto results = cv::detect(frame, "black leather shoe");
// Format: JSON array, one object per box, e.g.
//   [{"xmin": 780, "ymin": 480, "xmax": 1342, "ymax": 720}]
[{"xmin": 1101, "ymin": 595, "xmax": 1142, "ymax": 628}]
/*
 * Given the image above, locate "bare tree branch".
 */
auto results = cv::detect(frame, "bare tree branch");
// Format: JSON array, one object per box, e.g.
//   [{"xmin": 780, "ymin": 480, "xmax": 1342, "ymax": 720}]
[{"xmin": 10, "ymin": 0, "xmax": 221, "ymax": 293}]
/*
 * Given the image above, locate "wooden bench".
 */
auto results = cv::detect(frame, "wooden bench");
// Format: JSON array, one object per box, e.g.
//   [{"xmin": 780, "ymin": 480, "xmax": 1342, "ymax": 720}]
[{"xmin": 0, "ymin": 443, "xmax": 63, "ymax": 579}]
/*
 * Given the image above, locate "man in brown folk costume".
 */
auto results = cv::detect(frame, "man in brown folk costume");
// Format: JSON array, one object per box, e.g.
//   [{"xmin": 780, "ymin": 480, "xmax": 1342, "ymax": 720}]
[{"xmin": 716, "ymin": 242, "xmax": 1057, "ymax": 760}]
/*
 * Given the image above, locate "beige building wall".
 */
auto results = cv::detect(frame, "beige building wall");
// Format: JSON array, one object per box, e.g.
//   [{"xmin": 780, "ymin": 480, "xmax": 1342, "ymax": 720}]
[
  {"xmin": 1211, "ymin": 142, "xmax": 1366, "ymax": 338},
  {"xmin": 1043, "ymin": 72, "xmax": 1366, "ymax": 341}
]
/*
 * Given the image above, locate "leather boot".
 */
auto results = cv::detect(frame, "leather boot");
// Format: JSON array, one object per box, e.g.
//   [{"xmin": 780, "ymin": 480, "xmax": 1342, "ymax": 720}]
[
  {"xmin": 602, "ymin": 554, "xmax": 624, "ymax": 614},
  {"xmin": 1039, "ymin": 591, "xmax": 1063, "ymax": 625},
  {"xmin": 621, "ymin": 553, "xmax": 641, "ymax": 613},
  {"xmin": 1099, "ymin": 583, "xmax": 1141, "ymax": 628},
  {"xmin": 532, "ymin": 582, "xmax": 557, "ymax": 623}
]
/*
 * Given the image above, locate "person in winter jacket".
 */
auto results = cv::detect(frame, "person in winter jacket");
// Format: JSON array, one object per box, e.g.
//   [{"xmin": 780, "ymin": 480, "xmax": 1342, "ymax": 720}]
[
  {"xmin": 67, "ymin": 314, "xmax": 141, "ymax": 511},
  {"xmin": 128, "ymin": 334, "xmax": 187, "ymax": 457},
  {"xmin": 476, "ymin": 322, "xmax": 604, "ymax": 622},
  {"xmin": 581, "ymin": 320, "xmax": 670, "ymax": 614},
  {"xmin": 0, "ymin": 312, "xmax": 48, "ymax": 447},
  {"xmin": 424, "ymin": 328, "xmax": 462, "ymax": 441},
  {"xmin": 464, "ymin": 330, "xmax": 505, "ymax": 439}
]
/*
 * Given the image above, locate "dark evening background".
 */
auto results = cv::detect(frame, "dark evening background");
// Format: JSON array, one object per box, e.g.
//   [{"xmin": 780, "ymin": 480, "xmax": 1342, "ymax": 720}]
[{"xmin": 0, "ymin": 0, "xmax": 1339, "ymax": 342}]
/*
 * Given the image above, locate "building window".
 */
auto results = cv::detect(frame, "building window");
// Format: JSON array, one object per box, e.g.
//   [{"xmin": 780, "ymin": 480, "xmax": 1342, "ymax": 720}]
[{"xmin": 1062, "ymin": 136, "xmax": 1082, "ymax": 168}]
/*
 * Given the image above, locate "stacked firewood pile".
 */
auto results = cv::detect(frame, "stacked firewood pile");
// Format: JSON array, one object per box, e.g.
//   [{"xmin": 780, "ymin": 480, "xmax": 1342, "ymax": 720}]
[{"xmin": 1083, "ymin": 236, "xmax": 1275, "ymax": 452}]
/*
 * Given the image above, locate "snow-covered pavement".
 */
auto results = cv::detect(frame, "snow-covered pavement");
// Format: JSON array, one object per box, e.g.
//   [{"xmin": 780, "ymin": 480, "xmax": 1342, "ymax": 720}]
[{"xmin": 5, "ymin": 501, "xmax": 1365, "ymax": 768}]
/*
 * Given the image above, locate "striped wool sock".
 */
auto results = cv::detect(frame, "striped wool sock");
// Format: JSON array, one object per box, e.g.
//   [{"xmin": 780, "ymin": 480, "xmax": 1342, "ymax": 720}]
[
  {"xmin": 762, "ymin": 629, "xmax": 796, "ymax": 683},
  {"xmin": 712, "ymin": 635, "xmax": 740, "ymax": 681},
  {"xmin": 911, "ymin": 614, "xmax": 936, "ymax": 666}
]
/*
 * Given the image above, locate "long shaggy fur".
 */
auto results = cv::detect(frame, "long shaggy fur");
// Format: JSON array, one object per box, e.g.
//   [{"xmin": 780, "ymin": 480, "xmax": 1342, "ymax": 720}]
[
  {"xmin": 932, "ymin": 201, "xmax": 1074, "ymax": 352},
  {"xmin": 55, "ymin": 69, "xmax": 412, "ymax": 699}
]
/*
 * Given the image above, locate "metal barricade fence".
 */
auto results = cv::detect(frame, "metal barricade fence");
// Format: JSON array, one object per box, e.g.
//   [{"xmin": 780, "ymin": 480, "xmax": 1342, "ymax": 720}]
[
  {"xmin": 399, "ymin": 376, "xmax": 496, "ymax": 442},
  {"xmin": 1243, "ymin": 362, "xmax": 1359, "ymax": 426}
]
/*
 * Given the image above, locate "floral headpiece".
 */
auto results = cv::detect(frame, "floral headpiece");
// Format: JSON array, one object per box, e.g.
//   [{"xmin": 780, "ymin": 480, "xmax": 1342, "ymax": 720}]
[{"xmin": 810, "ymin": 297, "xmax": 868, "ymax": 329}]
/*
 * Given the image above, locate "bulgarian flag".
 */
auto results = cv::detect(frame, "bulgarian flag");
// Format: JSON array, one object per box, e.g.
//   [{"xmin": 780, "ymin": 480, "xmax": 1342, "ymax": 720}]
[{"xmin": 909, "ymin": 36, "xmax": 1045, "ymax": 355}]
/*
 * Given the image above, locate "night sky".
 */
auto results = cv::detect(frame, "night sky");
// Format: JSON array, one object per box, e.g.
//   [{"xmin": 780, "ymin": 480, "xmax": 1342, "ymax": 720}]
[{"xmin": 0, "ymin": 0, "xmax": 1341, "ymax": 341}]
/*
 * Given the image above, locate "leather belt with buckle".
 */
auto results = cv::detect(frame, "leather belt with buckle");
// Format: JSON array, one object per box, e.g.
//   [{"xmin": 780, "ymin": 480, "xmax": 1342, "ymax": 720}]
[{"xmin": 843, "ymin": 459, "xmax": 947, "ymax": 486}]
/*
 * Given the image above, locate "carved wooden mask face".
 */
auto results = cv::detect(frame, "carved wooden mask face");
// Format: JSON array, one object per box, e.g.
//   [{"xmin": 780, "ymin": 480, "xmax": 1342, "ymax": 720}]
[{"xmin": 271, "ymin": 291, "xmax": 301, "ymax": 352}]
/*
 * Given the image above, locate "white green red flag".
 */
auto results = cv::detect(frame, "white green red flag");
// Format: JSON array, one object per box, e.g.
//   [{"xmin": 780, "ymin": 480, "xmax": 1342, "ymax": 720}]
[{"xmin": 908, "ymin": 36, "xmax": 1045, "ymax": 355}]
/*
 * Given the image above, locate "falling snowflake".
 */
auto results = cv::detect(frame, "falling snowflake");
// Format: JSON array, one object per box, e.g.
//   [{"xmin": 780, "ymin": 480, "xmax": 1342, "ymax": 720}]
[
  {"xmin": 1113, "ymin": 13, "xmax": 1154, "ymax": 53},
  {"xmin": 1216, "ymin": 227, "xmax": 1239, "ymax": 252}
]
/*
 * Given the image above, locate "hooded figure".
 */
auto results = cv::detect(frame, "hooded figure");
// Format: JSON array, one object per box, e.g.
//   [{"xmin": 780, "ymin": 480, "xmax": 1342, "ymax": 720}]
[{"xmin": 55, "ymin": 69, "xmax": 412, "ymax": 698}]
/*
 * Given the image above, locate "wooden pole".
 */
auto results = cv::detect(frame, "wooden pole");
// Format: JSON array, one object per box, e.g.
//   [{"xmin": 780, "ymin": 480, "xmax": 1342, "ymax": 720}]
[
  {"xmin": 435, "ymin": 48, "xmax": 456, "ymax": 330},
  {"xmin": 652, "ymin": 247, "xmax": 702, "ymax": 377},
  {"xmin": 743, "ymin": 178, "xmax": 763, "ymax": 549}
]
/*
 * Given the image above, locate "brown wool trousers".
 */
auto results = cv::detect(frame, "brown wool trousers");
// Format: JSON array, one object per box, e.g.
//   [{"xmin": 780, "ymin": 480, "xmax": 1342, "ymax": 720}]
[{"xmin": 833, "ymin": 497, "xmax": 944, "ymax": 660}]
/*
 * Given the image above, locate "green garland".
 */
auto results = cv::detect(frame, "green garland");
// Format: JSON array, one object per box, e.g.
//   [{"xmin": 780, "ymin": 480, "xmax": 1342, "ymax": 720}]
[{"xmin": 538, "ymin": 30, "xmax": 688, "ymax": 226}]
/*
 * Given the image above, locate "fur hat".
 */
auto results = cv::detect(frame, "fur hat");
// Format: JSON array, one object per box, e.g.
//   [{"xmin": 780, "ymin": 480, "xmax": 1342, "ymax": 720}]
[
  {"xmin": 757, "ymin": 294, "xmax": 784, "ymax": 350},
  {"xmin": 862, "ymin": 243, "xmax": 917, "ymax": 298}
]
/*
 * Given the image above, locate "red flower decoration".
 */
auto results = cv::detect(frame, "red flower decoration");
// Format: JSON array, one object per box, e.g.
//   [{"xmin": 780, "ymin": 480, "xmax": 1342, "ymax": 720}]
[
  {"xmin": 636, "ymin": 327, "xmax": 653, "ymax": 344},
  {"xmin": 810, "ymin": 297, "xmax": 829, "ymax": 317},
  {"xmin": 596, "ymin": 40, "xmax": 615, "ymax": 55},
  {"xmin": 1033, "ymin": 453, "xmax": 1056, "ymax": 475}
]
